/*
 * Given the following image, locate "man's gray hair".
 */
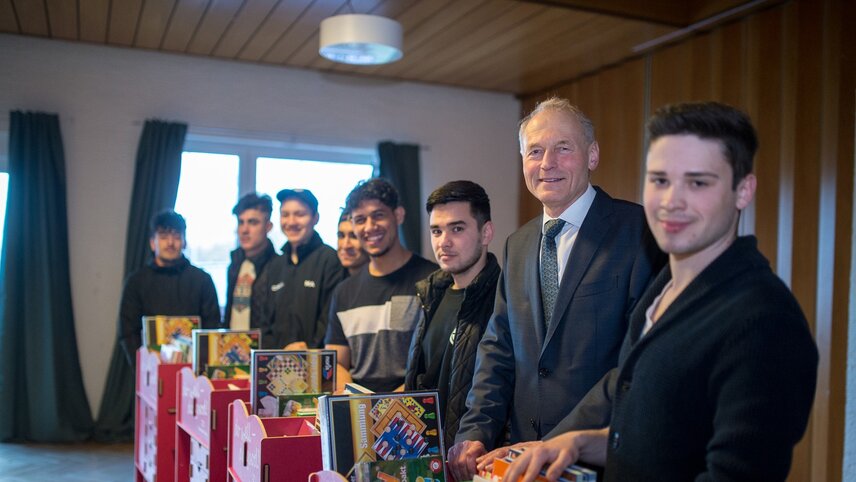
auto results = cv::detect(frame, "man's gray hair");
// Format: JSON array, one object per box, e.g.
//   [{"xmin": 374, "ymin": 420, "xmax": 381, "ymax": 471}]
[{"xmin": 518, "ymin": 97, "xmax": 596, "ymax": 153}]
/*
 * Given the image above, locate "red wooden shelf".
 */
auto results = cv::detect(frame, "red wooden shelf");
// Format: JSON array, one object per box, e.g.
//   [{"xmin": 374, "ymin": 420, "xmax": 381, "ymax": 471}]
[
  {"xmin": 227, "ymin": 400, "xmax": 322, "ymax": 482},
  {"xmin": 175, "ymin": 367, "xmax": 251, "ymax": 482},
  {"xmin": 135, "ymin": 347, "xmax": 190, "ymax": 482}
]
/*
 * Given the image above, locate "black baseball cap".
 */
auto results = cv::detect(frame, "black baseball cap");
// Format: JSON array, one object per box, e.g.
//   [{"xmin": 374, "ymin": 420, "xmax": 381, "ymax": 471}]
[{"xmin": 276, "ymin": 188, "xmax": 319, "ymax": 214}]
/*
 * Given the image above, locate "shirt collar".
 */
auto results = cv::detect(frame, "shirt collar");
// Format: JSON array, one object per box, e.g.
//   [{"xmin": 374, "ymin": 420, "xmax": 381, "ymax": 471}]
[{"xmin": 542, "ymin": 183, "xmax": 596, "ymax": 233}]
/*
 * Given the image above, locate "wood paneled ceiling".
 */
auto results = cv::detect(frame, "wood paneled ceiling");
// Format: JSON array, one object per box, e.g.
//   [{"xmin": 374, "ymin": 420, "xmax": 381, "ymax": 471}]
[{"xmin": 0, "ymin": 0, "xmax": 755, "ymax": 96}]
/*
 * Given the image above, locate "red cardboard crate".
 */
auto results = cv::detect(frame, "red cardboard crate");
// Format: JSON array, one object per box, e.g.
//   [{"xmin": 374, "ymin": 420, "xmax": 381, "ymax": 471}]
[
  {"xmin": 176, "ymin": 367, "xmax": 251, "ymax": 482},
  {"xmin": 135, "ymin": 347, "xmax": 190, "ymax": 482},
  {"xmin": 227, "ymin": 400, "xmax": 322, "ymax": 482}
]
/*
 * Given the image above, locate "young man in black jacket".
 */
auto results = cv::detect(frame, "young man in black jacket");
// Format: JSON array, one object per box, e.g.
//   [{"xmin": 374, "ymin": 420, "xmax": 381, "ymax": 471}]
[
  {"xmin": 119, "ymin": 210, "xmax": 220, "ymax": 366},
  {"xmin": 405, "ymin": 180, "xmax": 500, "ymax": 451},
  {"xmin": 263, "ymin": 188, "xmax": 343, "ymax": 349},
  {"xmin": 224, "ymin": 193, "xmax": 277, "ymax": 330}
]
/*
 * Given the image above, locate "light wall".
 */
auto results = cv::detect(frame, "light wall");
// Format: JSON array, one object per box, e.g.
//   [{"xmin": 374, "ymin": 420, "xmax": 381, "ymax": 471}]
[{"xmin": 0, "ymin": 34, "xmax": 521, "ymax": 414}]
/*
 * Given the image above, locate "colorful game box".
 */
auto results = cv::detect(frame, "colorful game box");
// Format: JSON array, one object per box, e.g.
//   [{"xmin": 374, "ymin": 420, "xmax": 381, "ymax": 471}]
[
  {"xmin": 250, "ymin": 349, "xmax": 337, "ymax": 417},
  {"xmin": 141, "ymin": 315, "xmax": 200, "ymax": 352},
  {"xmin": 192, "ymin": 329, "xmax": 261, "ymax": 379},
  {"xmin": 353, "ymin": 456, "xmax": 445, "ymax": 482},
  {"xmin": 318, "ymin": 391, "xmax": 444, "ymax": 479}
]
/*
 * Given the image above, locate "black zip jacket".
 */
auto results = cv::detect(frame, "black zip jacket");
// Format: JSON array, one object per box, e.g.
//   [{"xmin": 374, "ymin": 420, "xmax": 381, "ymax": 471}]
[
  {"xmin": 405, "ymin": 252, "xmax": 501, "ymax": 450},
  {"xmin": 260, "ymin": 231, "xmax": 344, "ymax": 348},
  {"xmin": 119, "ymin": 256, "xmax": 220, "ymax": 365},
  {"xmin": 223, "ymin": 239, "xmax": 277, "ymax": 329}
]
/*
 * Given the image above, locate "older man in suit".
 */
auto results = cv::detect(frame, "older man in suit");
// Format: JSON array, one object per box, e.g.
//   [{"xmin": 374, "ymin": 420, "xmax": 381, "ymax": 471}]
[{"xmin": 447, "ymin": 98, "xmax": 664, "ymax": 481}]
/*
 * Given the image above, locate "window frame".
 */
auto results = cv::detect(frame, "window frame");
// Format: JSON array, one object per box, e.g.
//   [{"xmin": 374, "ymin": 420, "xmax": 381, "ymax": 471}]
[
  {"xmin": 178, "ymin": 131, "xmax": 378, "ymax": 309},
  {"xmin": 183, "ymin": 131, "xmax": 378, "ymax": 197}
]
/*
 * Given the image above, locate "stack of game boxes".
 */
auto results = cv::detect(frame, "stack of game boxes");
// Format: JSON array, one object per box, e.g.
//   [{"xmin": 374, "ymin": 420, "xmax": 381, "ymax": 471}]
[{"xmin": 317, "ymin": 391, "xmax": 446, "ymax": 482}]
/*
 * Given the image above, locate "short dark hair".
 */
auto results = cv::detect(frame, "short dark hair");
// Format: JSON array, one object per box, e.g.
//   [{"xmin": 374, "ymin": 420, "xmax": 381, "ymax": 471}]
[
  {"xmin": 338, "ymin": 209, "xmax": 351, "ymax": 224},
  {"xmin": 426, "ymin": 180, "xmax": 491, "ymax": 227},
  {"xmin": 647, "ymin": 102, "xmax": 757, "ymax": 188},
  {"xmin": 232, "ymin": 193, "xmax": 272, "ymax": 218},
  {"xmin": 346, "ymin": 178, "xmax": 400, "ymax": 212},
  {"xmin": 150, "ymin": 210, "xmax": 186, "ymax": 237}
]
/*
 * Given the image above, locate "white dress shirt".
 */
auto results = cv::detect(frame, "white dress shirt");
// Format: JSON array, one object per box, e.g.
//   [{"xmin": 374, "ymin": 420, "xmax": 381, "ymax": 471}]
[{"xmin": 540, "ymin": 184, "xmax": 597, "ymax": 282}]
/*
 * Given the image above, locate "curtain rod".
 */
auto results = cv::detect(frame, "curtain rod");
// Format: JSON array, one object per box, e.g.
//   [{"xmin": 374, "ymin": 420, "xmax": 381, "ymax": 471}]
[{"xmin": 131, "ymin": 121, "xmax": 429, "ymax": 152}]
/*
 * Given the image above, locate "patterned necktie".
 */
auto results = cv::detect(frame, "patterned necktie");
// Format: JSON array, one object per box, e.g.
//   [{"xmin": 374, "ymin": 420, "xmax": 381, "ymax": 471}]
[{"xmin": 541, "ymin": 218, "xmax": 566, "ymax": 331}]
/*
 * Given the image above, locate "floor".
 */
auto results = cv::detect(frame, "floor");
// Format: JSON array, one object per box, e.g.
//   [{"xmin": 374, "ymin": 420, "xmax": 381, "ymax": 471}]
[{"xmin": 0, "ymin": 442, "xmax": 134, "ymax": 481}]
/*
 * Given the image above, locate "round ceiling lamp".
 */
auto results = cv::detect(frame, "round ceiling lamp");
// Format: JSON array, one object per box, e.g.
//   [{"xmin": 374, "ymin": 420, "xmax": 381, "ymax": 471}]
[{"xmin": 319, "ymin": 14, "xmax": 403, "ymax": 66}]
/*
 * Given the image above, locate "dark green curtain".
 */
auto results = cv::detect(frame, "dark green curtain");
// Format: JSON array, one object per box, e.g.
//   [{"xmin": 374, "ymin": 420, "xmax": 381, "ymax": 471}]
[
  {"xmin": 93, "ymin": 119, "xmax": 187, "ymax": 442},
  {"xmin": 378, "ymin": 141, "xmax": 421, "ymax": 254},
  {"xmin": 0, "ymin": 111, "xmax": 94, "ymax": 442}
]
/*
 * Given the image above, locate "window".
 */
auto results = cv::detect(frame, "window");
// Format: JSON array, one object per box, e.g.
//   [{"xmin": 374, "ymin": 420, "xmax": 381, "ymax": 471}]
[
  {"xmin": 175, "ymin": 152, "xmax": 240, "ymax": 305},
  {"xmin": 256, "ymin": 157, "xmax": 375, "ymax": 252},
  {"xmin": 175, "ymin": 133, "xmax": 376, "ymax": 308}
]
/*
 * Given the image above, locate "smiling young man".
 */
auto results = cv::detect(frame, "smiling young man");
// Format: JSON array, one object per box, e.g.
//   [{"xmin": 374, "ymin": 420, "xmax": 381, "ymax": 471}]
[
  {"xmin": 118, "ymin": 210, "xmax": 220, "ymax": 366},
  {"xmin": 224, "ymin": 193, "xmax": 276, "ymax": 330},
  {"xmin": 336, "ymin": 210, "xmax": 369, "ymax": 276},
  {"xmin": 261, "ymin": 188, "xmax": 343, "ymax": 349},
  {"xmin": 448, "ymin": 98, "xmax": 664, "ymax": 481},
  {"xmin": 404, "ymin": 180, "xmax": 500, "ymax": 450},
  {"xmin": 324, "ymin": 178, "xmax": 437, "ymax": 392},
  {"xmin": 502, "ymin": 102, "xmax": 818, "ymax": 482}
]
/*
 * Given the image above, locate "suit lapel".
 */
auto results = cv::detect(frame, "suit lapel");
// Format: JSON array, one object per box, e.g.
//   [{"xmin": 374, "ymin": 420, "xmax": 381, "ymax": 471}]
[
  {"xmin": 543, "ymin": 190, "xmax": 613, "ymax": 348},
  {"xmin": 523, "ymin": 220, "xmax": 547, "ymax": 345}
]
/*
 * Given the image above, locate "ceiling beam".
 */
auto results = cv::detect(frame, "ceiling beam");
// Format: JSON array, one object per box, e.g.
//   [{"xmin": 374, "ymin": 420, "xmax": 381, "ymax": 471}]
[{"xmin": 518, "ymin": 0, "xmax": 692, "ymax": 26}]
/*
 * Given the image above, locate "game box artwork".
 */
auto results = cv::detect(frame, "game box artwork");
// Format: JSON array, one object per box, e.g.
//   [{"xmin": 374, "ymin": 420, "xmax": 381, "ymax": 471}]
[
  {"xmin": 250, "ymin": 349, "xmax": 337, "ymax": 417},
  {"xmin": 141, "ymin": 315, "xmax": 199, "ymax": 352},
  {"xmin": 192, "ymin": 329, "xmax": 261, "ymax": 379},
  {"xmin": 318, "ymin": 391, "xmax": 444, "ymax": 479}
]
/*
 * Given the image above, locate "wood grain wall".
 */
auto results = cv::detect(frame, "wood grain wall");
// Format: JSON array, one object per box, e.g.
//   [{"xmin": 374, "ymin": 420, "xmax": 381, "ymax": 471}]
[{"xmin": 519, "ymin": 0, "xmax": 855, "ymax": 480}]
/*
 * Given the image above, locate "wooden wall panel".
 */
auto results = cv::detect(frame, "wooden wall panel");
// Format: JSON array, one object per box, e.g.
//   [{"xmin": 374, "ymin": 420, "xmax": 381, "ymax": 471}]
[
  {"xmin": 748, "ymin": 6, "xmax": 783, "ymax": 268},
  {"xmin": 828, "ymin": 2, "xmax": 855, "ymax": 481},
  {"xmin": 519, "ymin": 1, "xmax": 853, "ymax": 480},
  {"xmin": 789, "ymin": 0, "xmax": 823, "ymax": 478}
]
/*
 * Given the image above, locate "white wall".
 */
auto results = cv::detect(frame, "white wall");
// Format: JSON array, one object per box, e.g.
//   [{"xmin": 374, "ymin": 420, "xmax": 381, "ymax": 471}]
[{"xmin": 0, "ymin": 34, "xmax": 521, "ymax": 415}]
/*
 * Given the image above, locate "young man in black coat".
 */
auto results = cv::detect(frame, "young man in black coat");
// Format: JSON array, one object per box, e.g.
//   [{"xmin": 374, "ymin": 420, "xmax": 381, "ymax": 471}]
[
  {"xmin": 263, "ymin": 188, "xmax": 343, "ymax": 349},
  {"xmin": 502, "ymin": 103, "xmax": 818, "ymax": 481},
  {"xmin": 224, "ymin": 193, "xmax": 277, "ymax": 330},
  {"xmin": 119, "ymin": 210, "xmax": 220, "ymax": 366},
  {"xmin": 405, "ymin": 180, "xmax": 500, "ymax": 451}
]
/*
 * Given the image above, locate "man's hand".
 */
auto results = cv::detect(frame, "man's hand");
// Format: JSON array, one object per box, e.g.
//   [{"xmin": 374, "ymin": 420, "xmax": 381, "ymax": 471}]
[
  {"xmin": 284, "ymin": 341, "xmax": 309, "ymax": 350},
  {"xmin": 476, "ymin": 441, "xmax": 542, "ymax": 473},
  {"xmin": 501, "ymin": 429, "xmax": 609, "ymax": 482},
  {"xmin": 447, "ymin": 440, "xmax": 487, "ymax": 481}
]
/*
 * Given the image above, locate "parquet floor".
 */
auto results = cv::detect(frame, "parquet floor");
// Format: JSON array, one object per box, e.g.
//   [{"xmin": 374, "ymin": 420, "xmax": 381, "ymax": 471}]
[{"xmin": 0, "ymin": 442, "xmax": 134, "ymax": 481}]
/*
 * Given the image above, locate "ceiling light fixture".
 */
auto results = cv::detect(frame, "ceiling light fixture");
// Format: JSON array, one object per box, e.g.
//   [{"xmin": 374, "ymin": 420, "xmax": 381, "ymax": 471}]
[{"xmin": 319, "ymin": 13, "xmax": 403, "ymax": 66}]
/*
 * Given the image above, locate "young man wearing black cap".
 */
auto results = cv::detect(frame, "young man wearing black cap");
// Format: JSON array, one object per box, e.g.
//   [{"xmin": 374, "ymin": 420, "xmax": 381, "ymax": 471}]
[
  {"xmin": 118, "ymin": 210, "xmax": 220, "ymax": 366},
  {"xmin": 261, "ymin": 188, "xmax": 344, "ymax": 349},
  {"xmin": 224, "ymin": 193, "xmax": 277, "ymax": 330}
]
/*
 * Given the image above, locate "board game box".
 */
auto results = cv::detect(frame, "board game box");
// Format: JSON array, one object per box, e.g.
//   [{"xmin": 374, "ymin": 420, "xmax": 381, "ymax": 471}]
[
  {"xmin": 250, "ymin": 349, "xmax": 337, "ymax": 417},
  {"xmin": 192, "ymin": 329, "xmax": 261, "ymax": 379},
  {"xmin": 353, "ymin": 456, "xmax": 445, "ymax": 482},
  {"xmin": 317, "ymin": 391, "xmax": 444, "ymax": 480},
  {"xmin": 141, "ymin": 315, "xmax": 200, "ymax": 352}
]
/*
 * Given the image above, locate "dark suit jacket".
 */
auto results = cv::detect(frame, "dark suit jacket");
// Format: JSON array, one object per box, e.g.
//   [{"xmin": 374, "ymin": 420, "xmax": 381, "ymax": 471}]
[{"xmin": 454, "ymin": 187, "xmax": 663, "ymax": 448}]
